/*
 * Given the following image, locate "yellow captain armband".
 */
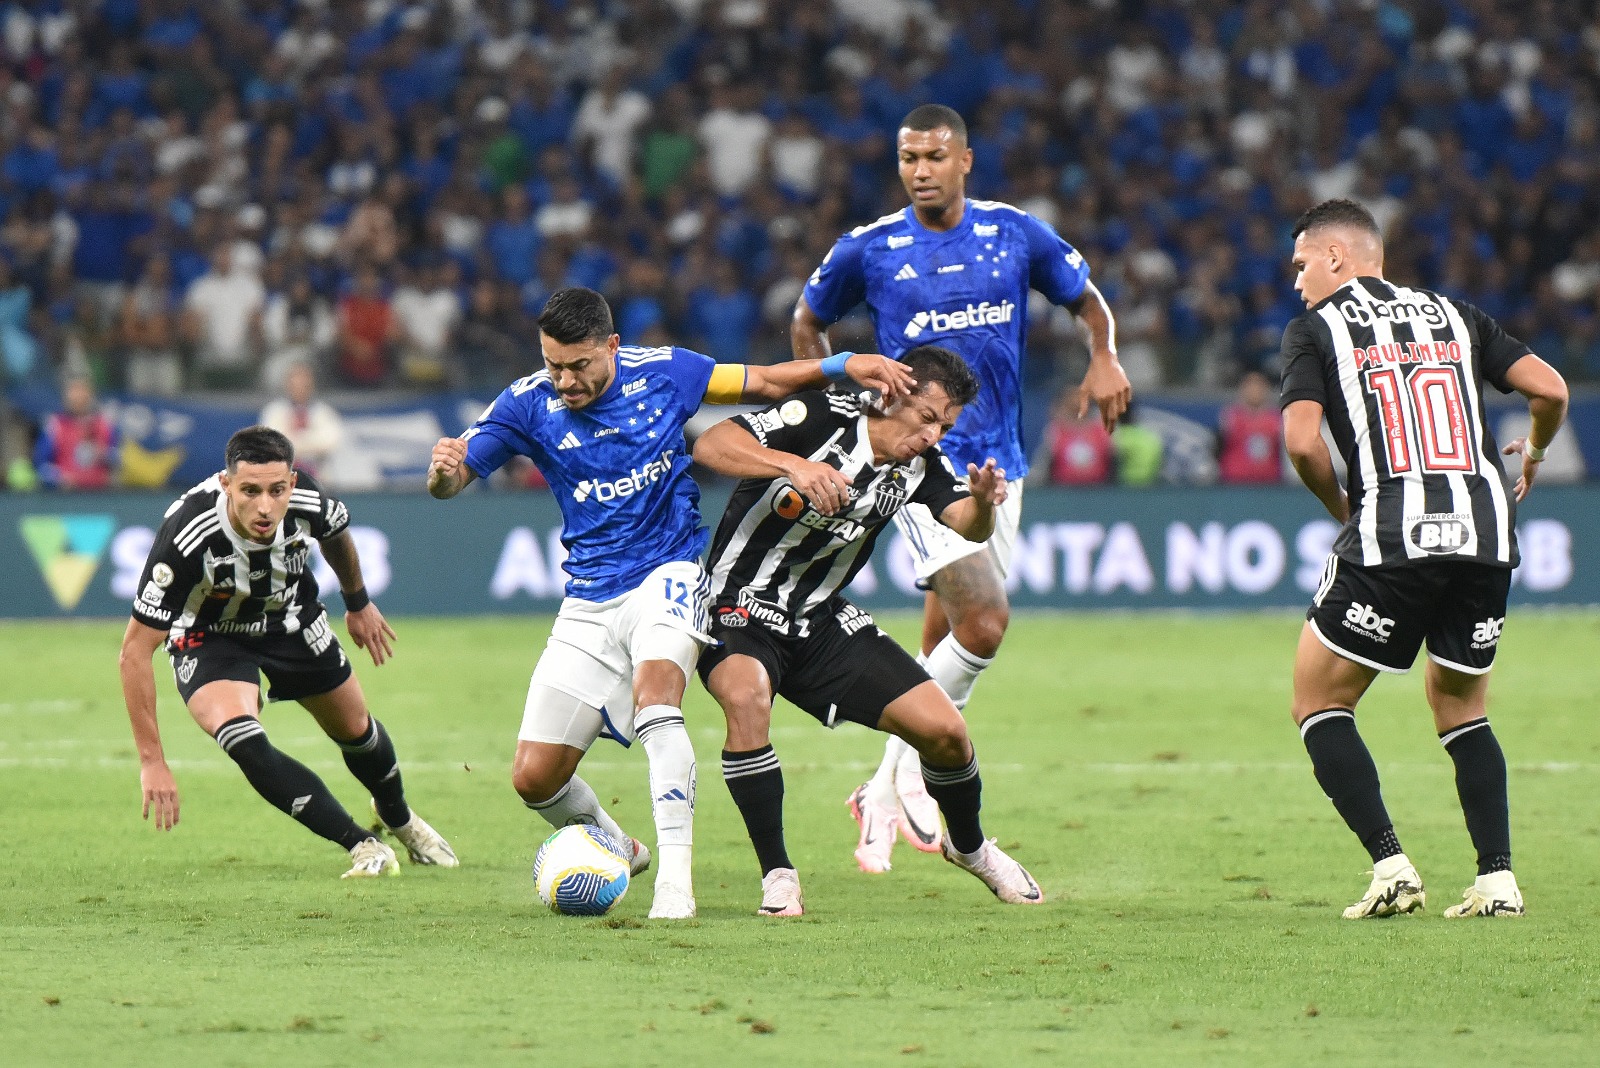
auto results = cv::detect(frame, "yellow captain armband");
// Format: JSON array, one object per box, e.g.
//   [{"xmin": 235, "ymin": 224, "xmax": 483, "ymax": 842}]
[{"xmin": 704, "ymin": 364, "xmax": 749, "ymax": 404}]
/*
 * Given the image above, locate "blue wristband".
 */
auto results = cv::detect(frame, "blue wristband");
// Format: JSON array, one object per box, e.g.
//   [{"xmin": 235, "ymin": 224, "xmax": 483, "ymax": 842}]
[{"xmin": 820, "ymin": 352, "xmax": 853, "ymax": 383}]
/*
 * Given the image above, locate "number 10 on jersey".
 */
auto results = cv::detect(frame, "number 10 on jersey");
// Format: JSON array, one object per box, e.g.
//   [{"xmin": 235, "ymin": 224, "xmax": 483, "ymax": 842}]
[{"xmin": 1363, "ymin": 366, "xmax": 1475, "ymax": 475}]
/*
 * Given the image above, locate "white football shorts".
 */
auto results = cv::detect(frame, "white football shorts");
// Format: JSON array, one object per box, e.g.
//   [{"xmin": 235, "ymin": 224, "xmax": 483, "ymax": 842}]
[
  {"xmin": 892, "ymin": 480, "xmax": 1024, "ymax": 584},
  {"xmin": 519, "ymin": 559, "xmax": 712, "ymax": 749}
]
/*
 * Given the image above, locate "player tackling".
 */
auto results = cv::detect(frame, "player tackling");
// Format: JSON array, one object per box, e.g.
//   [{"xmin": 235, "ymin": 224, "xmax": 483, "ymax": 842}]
[
  {"xmin": 425, "ymin": 286, "xmax": 912, "ymax": 918},
  {"xmin": 119, "ymin": 426, "xmax": 457, "ymax": 878},
  {"xmin": 1280, "ymin": 199, "xmax": 1568, "ymax": 918},
  {"xmin": 794, "ymin": 104, "xmax": 1129, "ymax": 872},
  {"xmin": 694, "ymin": 345, "xmax": 1043, "ymax": 915}
]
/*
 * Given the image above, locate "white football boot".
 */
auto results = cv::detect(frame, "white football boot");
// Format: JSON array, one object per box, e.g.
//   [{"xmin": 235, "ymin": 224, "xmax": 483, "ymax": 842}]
[
  {"xmin": 620, "ymin": 836, "xmax": 652, "ymax": 876},
  {"xmin": 1443, "ymin": 871, "xmax": 1525, "ymax": 918},
  {"xmin": 373, "ymin": 803, "xmax": 459, "ymax": 867},
  {"xmin": 342, "ymin": 837, "xmax": 400, "ymax": 879},
  {"xmin": 941, "ymin": 838, "xmax": 1044, "ymax": 904},
  {"xmin": 758, "ymin": 867, "xmax": 805, "ymax": 916},
  {"xmin": 648, "ymin": 881, "xmax": 697, "ymax": 920},
  {"xmin": 847, "ymin": 784, "xmax": 898, "ymax": 873},
  {"xmin": 893, "ymin": 752, "xmax": 943, "ymax": 853},
  {"xmin": 1342, "ymin": 853, "xmax": 1426, "ymax": 918}
]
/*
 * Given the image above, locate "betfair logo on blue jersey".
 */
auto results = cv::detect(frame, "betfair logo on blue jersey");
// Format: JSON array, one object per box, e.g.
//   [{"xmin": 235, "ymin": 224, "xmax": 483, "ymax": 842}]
[
  {"xmin": 903, "ymin": 300, "xmax": 1016, "ymax": 339},
  {"xmin": 572, "ymin": 451, "xmax": 676, "ymax": 504}
]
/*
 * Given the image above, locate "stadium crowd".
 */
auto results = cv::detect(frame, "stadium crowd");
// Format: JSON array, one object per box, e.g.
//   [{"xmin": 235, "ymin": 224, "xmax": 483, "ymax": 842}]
[{"xmin": 0, "ymin": 0, "xmax": 1596, "ymax": 480}]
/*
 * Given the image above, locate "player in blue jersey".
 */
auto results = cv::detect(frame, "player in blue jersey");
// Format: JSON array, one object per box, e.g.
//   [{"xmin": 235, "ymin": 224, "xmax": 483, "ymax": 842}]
[
  {"xmin": 794, "ymin": 104, "xmax": 1132, "ymax": 872},
  {"xmin": 425, "ymin": 287, "xmax": 912, "ymax": 917}
]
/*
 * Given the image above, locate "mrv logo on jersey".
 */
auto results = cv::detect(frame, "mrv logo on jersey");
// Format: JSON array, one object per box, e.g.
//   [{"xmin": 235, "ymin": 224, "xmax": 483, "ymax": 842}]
[
  {"xmin": 573, "ymin": 451, "xmax": 676, "ymax": 503},
  {"xmin": 903, "ymin": 300, "xmax": 1015, "ymax": 338},
  {"xmin": 1407, "ymin": 513, "xmax": 1474, "ymax": 555}
]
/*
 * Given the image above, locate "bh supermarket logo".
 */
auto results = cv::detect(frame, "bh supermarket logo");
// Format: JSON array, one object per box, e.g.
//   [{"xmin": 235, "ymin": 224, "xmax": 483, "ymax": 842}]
[{"xmin": 19, "ymin": 514, "xmax": 116, "ymax": 610}]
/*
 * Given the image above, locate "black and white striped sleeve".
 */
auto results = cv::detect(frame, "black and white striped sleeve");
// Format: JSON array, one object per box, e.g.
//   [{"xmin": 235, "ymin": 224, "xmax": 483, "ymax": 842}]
[
  {"xmin": 290, "ymin": 470, "xmax": 351, "ymax": 540},
  {"xmin": 730, "ymin": 390, "xmax": 842, "ymax": 451},
  {"xmin": 130, "ymin": 507, "xmax": 205, "ymax": 628}
]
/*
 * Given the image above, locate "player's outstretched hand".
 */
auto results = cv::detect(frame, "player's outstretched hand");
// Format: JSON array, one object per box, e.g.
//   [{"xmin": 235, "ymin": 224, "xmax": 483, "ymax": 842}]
[
  {"xmin": 347, "ymin": 603, "xmax": 397, "ymax": 666},
  {"xmin": 843, "ymin": 354, "xmax": 917, "ymax": 402},
  {"xmin": 1078, "ymin": 356, "xmax": 1132, "ymax": 433},
  {"xmin": 968, "ymin": 459, "xmax": 1009, "ymax": 507},
  {"xmin": 1502, "ymin": 437, "xmax": 1543, "ymax": 501},
  {"xmin": 141, "ymin": 761, "xmax": 179, "ymax": 830},
  {"xmin": 786, "ymin": 459, "xmax": 854, "ymax": 516}
]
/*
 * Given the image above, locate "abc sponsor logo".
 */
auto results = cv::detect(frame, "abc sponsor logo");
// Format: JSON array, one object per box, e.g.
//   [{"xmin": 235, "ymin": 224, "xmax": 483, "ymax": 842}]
[
  {"xmin": 1471, "ymin": 616, "xmax": 1504, "ymax": 649},
  {"xmin": 1343, "ymin": 601, "xmax": 1396, "ymax": 641}
]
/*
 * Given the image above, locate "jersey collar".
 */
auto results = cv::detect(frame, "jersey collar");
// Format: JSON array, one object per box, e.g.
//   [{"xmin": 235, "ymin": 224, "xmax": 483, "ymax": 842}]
[{"xmin": 903, "ymin": 198, "xmax": 970, "ymax": 238}]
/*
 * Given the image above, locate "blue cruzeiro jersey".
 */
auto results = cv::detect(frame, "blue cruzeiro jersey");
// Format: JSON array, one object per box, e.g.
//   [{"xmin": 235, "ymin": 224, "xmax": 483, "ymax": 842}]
[
  {"xmin": 803, "ymin": 199, "xmax": 1090, "ymax": 478},
  {"xmin": 463, "ymin": 345, "xmax": 716, "ymax": 602}
]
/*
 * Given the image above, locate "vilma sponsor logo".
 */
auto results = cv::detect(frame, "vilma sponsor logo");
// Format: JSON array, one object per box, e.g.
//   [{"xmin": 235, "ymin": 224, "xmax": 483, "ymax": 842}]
[
  {"xmin": 903, "ymin": 300, "xmax": 1015, "ymax": 339},
  {"xmin": 572, "ymin": 451, "xmax": 676, "ymax": 504},
  {"xmin": 1344, "ymin": 602, "xmax": 1395, "ymax": 641}
]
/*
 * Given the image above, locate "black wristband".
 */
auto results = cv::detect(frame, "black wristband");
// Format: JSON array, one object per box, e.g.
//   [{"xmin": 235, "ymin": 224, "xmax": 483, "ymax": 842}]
[{"xmin": 341, "ymin": 587, "xmax": 370, "ymax": 613}]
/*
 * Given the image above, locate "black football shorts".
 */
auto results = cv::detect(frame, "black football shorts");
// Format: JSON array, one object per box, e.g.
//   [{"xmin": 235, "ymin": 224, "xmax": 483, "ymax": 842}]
[
  {"xmin": 697, "ymin": 600, "xmax": 931, "ymax": 729},
  {"xmin": 166, "ymin": 614, "xmax": 352, "ymax": 704},
  {"xmin": 1306, "ymin": 556, "xmax": 1512, "ymax": 675}
]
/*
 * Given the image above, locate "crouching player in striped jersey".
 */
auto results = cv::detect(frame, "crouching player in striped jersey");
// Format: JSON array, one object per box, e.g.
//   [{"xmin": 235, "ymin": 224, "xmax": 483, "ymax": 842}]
[
  {"xmin": 1281, "ymin": 199, "xmax": 1569, "ymax": 918},
  {"xmin": 119, "ymin": 426, "xmax": 457, "ymax": 879},
  {"xmin": 693, "ymin": 345, "xmax": 1043, "ymax": 915},
  {"xmin": 425, "ymin": 287, "xmax": 914, "ymax": 919}
]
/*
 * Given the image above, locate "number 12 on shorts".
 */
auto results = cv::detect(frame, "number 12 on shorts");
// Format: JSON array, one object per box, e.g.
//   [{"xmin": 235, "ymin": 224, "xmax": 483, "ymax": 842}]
[{"xmin": 663, "ymin": 578, "xmax": 690, "ymax": 607}]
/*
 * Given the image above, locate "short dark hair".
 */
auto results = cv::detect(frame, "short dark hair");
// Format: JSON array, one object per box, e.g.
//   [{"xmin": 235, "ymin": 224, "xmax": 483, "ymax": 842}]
[
  {"xmin": 900, "ymin": 104, "xmax": 967, "ymax": 142},
  {"xmin": 1292, "ymin": 198, "xmax": 1381, "ymax": 241},
  {"xmin": 225, "ymin": 426, "xmax": 294, "ymax": 470},
  {"xmin": 538, "ymin": 287, "xmax": 614, "ymax": 344},
  {"xmin": 901, "ymin": 345, "xmax": 978, "ymax": 407}
]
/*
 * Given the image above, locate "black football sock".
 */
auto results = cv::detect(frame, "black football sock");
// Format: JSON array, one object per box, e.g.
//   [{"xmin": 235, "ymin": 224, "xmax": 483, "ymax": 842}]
[
  {"xmin": 921, "ymin": 751, "xmax": 984, "ymax": 856},
  {"xmin": 721, "ymin": 746, "xmax": 792, "ymax": 875},
  {"xmin": 337, "ymin": 717, "xmax": 410, "ymax": 830},
  {"xmin": 1300, "ymin": 709, "xmax": 1403, "ymax": 863},
  {"xmin": 1441, "ymin": 718, "xmax": 1512, "ymax": 875},
  {"xmin": 215, "ymin": 716, "xmax": 369, "ymax": 851}
]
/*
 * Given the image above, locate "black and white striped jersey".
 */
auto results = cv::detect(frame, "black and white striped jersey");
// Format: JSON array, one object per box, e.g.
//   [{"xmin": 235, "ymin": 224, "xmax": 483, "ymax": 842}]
[
  {"xmin": 1280, "ymin": 277, "xmax": 1529, "ymax": 569},
  {"xmin": 704, "ymin": 389, "xmax": 970, "ymax": 636},
  {"xmin": 129, "ymin": 470, "xmax": 350, "ymax": 639}
]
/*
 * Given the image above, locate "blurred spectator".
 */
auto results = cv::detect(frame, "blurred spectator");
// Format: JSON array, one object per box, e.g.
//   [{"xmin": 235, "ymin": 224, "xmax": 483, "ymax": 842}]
[
  {"xmin": 336, "ymin": 264, "xmax": 396, "ymax": 387},
  {"xmin": 117, "ymin": 254, "xmax": 182, "ymax": 395},
  {"xmin": 687, "ymin": 257, "xmax": 761, "ymax": 364},
  {"xmin": 0, "ymin": 258, "xmax": 39, "ymax": 385},
  {"xmin": 259, "ymin": 363, "xmax": 343, "ymax": 481},
  {"xmin": 34, "ymin": 377, "xmax": 119, "ymax": 490},
  {"xmin": 1037, "ymin": 388, "xmax": 1113, "ymax": 486},
  {"xmin": 261, "ymin": 274, "xmax": 336, "ymax": 391},
  {"xmin": 573, "ymin": 66, "xmax": 652, "ymax": 188},
  {"xmin": 699, "ymin": 81, "xmax": 771, "ymax": 199},
  {"xmin": 1217, "ymin": 370, "xmax": 1284, "ymax": 485},
  {"xmin": 391, "ymin": 261, "xmax": 462, "ymax": 387},
  {"xmin": 182, "ymin": 243, "xmax": 265, "ymax": 390},
  {"xmin": 1113, "ymin": 404, "xmax": 1163, "ymax": 487},
  {"xmin": 455, "ymin": 279, "xmax": 526, "ymax": 393}
]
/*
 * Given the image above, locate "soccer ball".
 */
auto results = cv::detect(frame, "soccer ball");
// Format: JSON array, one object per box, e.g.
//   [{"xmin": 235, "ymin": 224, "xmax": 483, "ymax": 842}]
[{"xmin": 533, "ymin": 825, "xmax": 631, "ymax": 916}]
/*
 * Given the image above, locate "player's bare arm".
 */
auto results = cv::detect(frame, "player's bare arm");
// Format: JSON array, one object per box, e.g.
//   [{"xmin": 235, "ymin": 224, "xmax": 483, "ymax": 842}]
[
  {"xmin": 937, "ymin": 459, "xmax": 1007, "ymax": 542},
  {"xmin": 693, "ymin": 419, "xmax": 853, "ymax": 516},
  {"xmin": 118, "ymin": 617, "xmax": 179, "ymax": 830},
  {"xmin": 1070, "ymin": 281, "xmax": 1132, "ymax": 433},
  {"xmin": 789, "ymin": 295, "xmax": 833, "ymax": 362},
  {"xmin": 1500, "ymin": 354, "xmax": 1570, "ymax": 502},
  {"xmin": 1283, "ymin": 400, "xmax": 1350, "ymax": 523},
  {"xmin": 426, "ymin": 436, "xmax": 477, "ymax": 499},
  {"xmin": 734, "ymin": 353, "xmax": 916, "ymax": 404},
  {"xmin": 319, "ymin": 529, "xmax": 396, "ymax": 666}
]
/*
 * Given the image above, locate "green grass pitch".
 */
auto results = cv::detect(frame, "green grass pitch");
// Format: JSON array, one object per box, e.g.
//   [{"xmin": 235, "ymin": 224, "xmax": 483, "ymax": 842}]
[{"xmin": 2, "ymin": 612, "xmax": 1597, "ymax": 1065}]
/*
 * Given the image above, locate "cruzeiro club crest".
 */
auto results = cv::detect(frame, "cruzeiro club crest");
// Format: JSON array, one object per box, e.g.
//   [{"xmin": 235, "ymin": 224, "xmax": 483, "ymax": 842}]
[{"xmin": 19, "ymin": 515, "xmax": 116, "ymax": 611}]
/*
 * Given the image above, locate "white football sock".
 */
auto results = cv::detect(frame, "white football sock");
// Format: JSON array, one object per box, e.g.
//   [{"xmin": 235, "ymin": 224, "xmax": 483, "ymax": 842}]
[
  {"xmin": 866, "ymin": 737, "xmax": 907, "ymax": 809},
  {"xmin": 923, "ymin": 633, "xmax": 993, "ymax": 710},
  {"xmin": 635, "ymin": 703, "xmax": 695, "ymax": 889},
  {"xmin": 525, "ymin": 775, "xmax": 628, "ymax": 846}
]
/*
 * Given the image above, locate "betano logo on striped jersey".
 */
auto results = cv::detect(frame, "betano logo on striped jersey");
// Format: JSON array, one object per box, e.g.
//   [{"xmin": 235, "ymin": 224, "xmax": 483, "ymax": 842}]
[
  {"xmin": 903, "ymin": 300, "xmax": 1015, "ymax": 339},
  {"xmin": 571, "ymin": 451, "xmax": 676, "ymax": 504}
]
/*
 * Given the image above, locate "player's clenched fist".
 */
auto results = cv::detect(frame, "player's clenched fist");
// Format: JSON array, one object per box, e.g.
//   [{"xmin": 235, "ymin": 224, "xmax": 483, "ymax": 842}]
[
  {"xmin": 427, "ymin": 437, "xmax": 470, "ymax": 498},
  {"xmin": 786, "ymin": 460, "xmax": 854, "ymax": 517},
  {"xmin": 967, "ymin": 459, "xmax": 1009, "ymax": 507}
]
